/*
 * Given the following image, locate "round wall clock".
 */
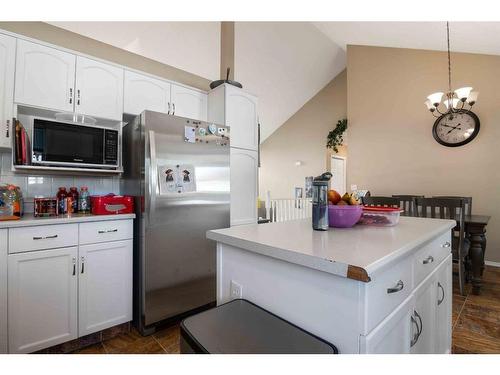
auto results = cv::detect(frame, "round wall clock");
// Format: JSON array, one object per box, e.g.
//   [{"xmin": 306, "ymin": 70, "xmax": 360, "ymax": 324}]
[{"xmin": 432, "ymin": 110, "xmax": 480, "ymax": 147}]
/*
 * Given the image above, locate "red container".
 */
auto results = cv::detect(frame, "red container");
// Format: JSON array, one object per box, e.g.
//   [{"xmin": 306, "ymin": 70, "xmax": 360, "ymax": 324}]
[{"xmin": 90, "ymin": 194, "xmax": 134, "ymax": 215}]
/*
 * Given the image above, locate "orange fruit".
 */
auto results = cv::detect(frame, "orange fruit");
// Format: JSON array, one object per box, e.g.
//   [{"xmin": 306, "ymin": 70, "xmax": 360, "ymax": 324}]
[{"xmin": 328, "ymin": 190, "xmax": 341, "ymax": 205}]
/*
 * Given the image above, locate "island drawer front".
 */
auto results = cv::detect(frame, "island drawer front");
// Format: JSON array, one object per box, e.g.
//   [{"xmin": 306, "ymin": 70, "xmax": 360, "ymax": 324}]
[
  {"xmin": 8, "ymin": 224, "xmax": 79, "ymax": 254},
  {"xmin": 362, "ymin": 255, "xmax": 413, "ymax": 334},
  {"xmin": 413, "ymin": 232, "xmax": 451, "ymax": 286},
  {"xmin": 79, "ymin": 220, "xmax": 133, "ymax": 245}
]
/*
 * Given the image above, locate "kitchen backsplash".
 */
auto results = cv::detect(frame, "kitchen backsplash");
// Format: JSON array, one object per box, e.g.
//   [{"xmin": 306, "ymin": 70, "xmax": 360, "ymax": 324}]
[{"xmin": 0, "ymin": 151, "xmax": 121, "ymax": 213}]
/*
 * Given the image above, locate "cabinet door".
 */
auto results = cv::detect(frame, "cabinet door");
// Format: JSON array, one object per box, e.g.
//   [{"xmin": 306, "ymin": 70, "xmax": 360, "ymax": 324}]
[
  {"xmin": 225, "ymin": 85, "xmax": 258, "ymax": 151},
  {"xmin": 75, "ymin": 56, "xmax": 124, "ymax": 120},
  {"xmin": 411, "ymin": 273, "xmax": 437, "ymax": 354},
  {"xmin": 15, "ymin": 39, "xmax": 76, "ymax": 112},
  {"xmin": 78, "ymin": 240, "xmax": 133, "ymax": 336},
  {"xmin": 360, "ymin": 295, "xmax": 414, "ymax": 354},
  {"xmin": 230, "ymin": 148, "xmax": 258, "ymax": 226},
  {"xmin": 435, "ymin": 255, "xmax": 452, "ymax": 354},
  {"xmin": 8, "ymin": 247, "xmax": 78, "ymax": 353},
  {"xmin": 170, "ymin": 83, "xmax": 207, "ymax": 121},
  {"xmin": 0, "ymin": 229, "xmax": 7, "ymax": 353},
  {"xmin": 124, "ymin": 70, "xmax": 171, "ymax": 115},
  {"xmin": 0, "ymin": 34, "xmax": 15, "ymax": 149}
]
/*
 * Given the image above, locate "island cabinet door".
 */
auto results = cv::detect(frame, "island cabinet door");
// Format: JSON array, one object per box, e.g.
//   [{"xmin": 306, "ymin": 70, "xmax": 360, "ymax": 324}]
[
  {"xmin": 359, "ymin": 296, "xmax": 414, "ymax": 354},
  {"xmin": 435, "ymin": 255, "xmax": 452, "ymax": 354},
  {"xmin": 8, "ymin": 247, "xmax": 78, "ymax": 353},
  {"xmin": 410, "ymin": 272, "xmax": 437, "ymax": 354},
  {"xmin": 230, "ymin": 148, "xmax": 258, "ymax": 226},
  {"xmin": 78, "ymin": 240, "xmax": 133, "ymax": 336}
]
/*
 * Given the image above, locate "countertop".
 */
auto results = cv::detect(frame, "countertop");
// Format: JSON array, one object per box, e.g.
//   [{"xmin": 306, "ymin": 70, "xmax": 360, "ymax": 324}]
[
  {"xmin": 0, "ymin": 213, "xmax": 135, "ymax": 229},
  {"xmin": 207, "ymin": 216, "xmax": 455, "ymax": 282}
]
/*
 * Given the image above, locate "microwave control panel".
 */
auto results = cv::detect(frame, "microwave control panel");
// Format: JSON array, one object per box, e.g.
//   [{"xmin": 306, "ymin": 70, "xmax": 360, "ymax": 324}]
[{"xmin": 104, "ymin": 129, "xmax": 119, "ymax": 165}]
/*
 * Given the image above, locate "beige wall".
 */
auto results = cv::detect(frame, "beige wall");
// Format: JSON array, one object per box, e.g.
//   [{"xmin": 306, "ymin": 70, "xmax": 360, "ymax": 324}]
[
  {"xmin": 259, "ymin": 70, "xmax": 347, "ymax": 199},
  {"xmin": 347, "ymin": 45, "xmax": 500, "ymax": 263},
  {"xmin": 0, "ymin": 22, "xmax": 211, "ymax": 90}
]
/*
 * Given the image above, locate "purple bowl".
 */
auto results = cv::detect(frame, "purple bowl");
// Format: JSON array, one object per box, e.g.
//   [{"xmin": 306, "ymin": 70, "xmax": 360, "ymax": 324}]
[{"xmin": 328, "ymin": 204, "xmax": 363, "ymax": 228}]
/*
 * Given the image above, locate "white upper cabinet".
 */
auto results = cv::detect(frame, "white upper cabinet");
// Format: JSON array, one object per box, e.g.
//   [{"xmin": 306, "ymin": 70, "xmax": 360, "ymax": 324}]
[
  {"xmin": 75, "ymin": 56, "xmax": 124, "ymax": 121},
  {"xmin": 124, "ymin": 70, "xmax": 171, "ymax": 115},
  {"xmin": 15, "ymin": 39, "xmax": 76, "ymax": 113},
  {"xmin": 208, "ymin": 84, "xmax": 258, "ymax": 151},
  {"xmin": 170, "ymin": 84, "xmax": 207, "ymax": 121},
  {"xmin": 0, "ymin": 34, "xmax": 15, "ymax": 149}
]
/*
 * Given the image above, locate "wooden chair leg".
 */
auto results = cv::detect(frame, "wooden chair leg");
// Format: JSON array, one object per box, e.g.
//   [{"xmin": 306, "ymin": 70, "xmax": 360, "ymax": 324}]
[{"xmin": 458, "ymin": 257, "xmax": 466, "ymax": 296}]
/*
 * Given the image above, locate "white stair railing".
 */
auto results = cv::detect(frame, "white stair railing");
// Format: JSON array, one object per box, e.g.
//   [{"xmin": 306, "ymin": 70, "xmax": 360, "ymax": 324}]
[{"xmin": 264, "ymin": 192, "xmax": 312, "ymax": 223}]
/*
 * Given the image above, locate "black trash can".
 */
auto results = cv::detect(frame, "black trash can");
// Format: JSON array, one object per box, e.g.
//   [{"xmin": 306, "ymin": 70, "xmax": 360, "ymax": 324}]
[{"xmin": 180, "ymin": 299, "xmax": 337, "ymax": 354}]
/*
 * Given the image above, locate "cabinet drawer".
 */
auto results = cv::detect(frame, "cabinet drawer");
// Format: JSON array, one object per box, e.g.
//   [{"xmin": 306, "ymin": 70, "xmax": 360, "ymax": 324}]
[
  {"xmin": 413, "ymin": 231, "xmax": 451, "ymax": 287},
  {"xmin": 79, "ymin": 220, "xmax": 133, "ymax": 245},
  {"xmin": 362, "ymin": 255, "xmax": 413, "ymax": 334},
  {"xmin": 8, "ymin": 224, "xmax": 78, "ymax": 254}
]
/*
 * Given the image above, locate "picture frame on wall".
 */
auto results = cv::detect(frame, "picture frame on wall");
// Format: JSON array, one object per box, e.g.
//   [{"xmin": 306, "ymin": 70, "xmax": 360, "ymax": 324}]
[
  {"xmin": 295, "ymin": 187, "xmax": 303, "ymax": 208},
  {"xmin": 305, "ymin": 176, "xmax": 313, "ymax": 198}
]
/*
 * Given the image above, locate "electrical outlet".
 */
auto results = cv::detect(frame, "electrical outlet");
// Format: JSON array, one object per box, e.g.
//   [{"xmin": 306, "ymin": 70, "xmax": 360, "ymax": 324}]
[{"xmin": 230, "ymin": 280, "xmax": 243, "ymax": 299}]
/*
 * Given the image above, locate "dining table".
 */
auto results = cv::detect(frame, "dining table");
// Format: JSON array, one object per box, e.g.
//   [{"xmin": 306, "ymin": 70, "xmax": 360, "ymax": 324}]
[{"xmin": 464, "ymin": 215, "xmax": 491, "ymax": 295}]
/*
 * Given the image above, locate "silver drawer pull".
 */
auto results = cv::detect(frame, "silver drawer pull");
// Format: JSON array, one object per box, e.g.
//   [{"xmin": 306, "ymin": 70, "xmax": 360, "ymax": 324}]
[
  {"xmin": 387, "ymin": 280, "xmax": 404, "ymax": 294},
  {"xmin": 437, "ymin": 282, "xmax": 445, "ymax": 305},
  {"xmin": 98, "ymin": 229, "xmax": 118, "ymax": 234},
  {"xmin": 33, "ymin": 234, "xmax": 58, "ymax": 240},
  {"xmin": 423, "ymin": 255, "xmax": 434, "ymax": 264},
  {"xmin": 441, "ymin": 241, "xmax": 451, "ymax": 248}
]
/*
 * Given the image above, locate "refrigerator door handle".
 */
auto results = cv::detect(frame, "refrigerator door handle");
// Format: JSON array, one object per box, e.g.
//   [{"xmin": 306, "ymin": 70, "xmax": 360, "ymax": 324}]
[{"xmin": 148, "ymin": 130, "xmax": 157, "ymax": 223}]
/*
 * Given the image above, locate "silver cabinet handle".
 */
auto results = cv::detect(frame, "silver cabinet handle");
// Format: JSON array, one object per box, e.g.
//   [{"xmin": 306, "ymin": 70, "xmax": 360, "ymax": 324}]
[
  {"xmin": 80, "ymin": 256, "xmax": 85, "ymax": 274},
  {"xmin": 423, "ymin": 255, "xmax": 434, "ymax": 264},
  {"xmin": 69, "ymin": 88, "xmax": 73, "ymax": 104},
  {"xmin": 441, "ymin": 241, "xmax": 451, "ymax": 248},
  {"xmin": 77, "ymin": 89, "xmax": 81, "ymax": 105},
  {"xmin": 98, "ymin": 229, "xmax": 118, "ymax": 234},
  {"xmin": 172, "ymin": 103, "xmax": 175, "ymax": 115},
  {"xmin": 33, "ymin": 234, "xmax": 58, "ymax": 240},
  {"xmin": 72, "ymin": 257, "xmax": 76, "ymax": 276},
  {"xmin": 167, "ymin": 102, "xmax": 171, "ymax": 114},
  {"xmin": 387, "ymin": 280, "xmax": 404, "ymax": 294},
  {"xmin": 414, "ymin": 309, "xmax": 423, "ymax": 339},
  {"xmin": 410, "ymin": 315, "xmax": 419, "ymax": 347},
  {"xmin": 437, "ymin": 282, "xmax": 445, "ymax": 306},
  {"xmin": 5, "ymin": 119, "xmax": 10, "ymax": 139}
]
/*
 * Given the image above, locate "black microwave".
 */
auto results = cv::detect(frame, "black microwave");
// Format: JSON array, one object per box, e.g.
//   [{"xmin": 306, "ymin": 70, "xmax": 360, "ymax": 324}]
[{"xmin": 32, "ymin": 119, "xmax": 119, "ymax": 169}]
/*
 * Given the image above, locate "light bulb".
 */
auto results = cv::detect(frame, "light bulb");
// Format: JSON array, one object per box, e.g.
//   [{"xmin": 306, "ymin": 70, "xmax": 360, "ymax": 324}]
[
  {"xmin": 444, "ymin": 98, "xmax": 460, "ymax": 109},
  {"xmin": 427, "ymin": 92, "xmax": 444, "ymax": 106},
  {"xmin": 455, "ymin": 87, "xmax": 473, "ymax": 101},
  {"xmin": 424, "ymin": 99, "xmax": 435, "ymax": 112},
  {"xmin": 467, "ymin": 91, "xmax": 479, "ymax": 105}
]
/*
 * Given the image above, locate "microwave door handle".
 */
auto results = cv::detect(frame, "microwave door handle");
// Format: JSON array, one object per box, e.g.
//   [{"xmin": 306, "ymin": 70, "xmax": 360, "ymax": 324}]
[{"xmin": 148, "ymin": 130, "xmax": 157, "ymax": 224}]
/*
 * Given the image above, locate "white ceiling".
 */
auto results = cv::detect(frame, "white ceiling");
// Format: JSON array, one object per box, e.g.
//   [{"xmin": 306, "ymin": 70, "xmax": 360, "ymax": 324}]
[
  {"xmin": 50, "ymin": 22, "xmax": 221, "ymax": 80},
  {"xmin": 313, "ymin": 22, "xmax": 500, "ymax": 55},
  {"xmin": 235, "ymin": 22, "xmax": 345, "ymax": 140}
]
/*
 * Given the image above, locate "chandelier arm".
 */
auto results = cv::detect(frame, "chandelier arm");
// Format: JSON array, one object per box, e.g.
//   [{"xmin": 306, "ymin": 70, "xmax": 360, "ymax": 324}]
[
  {"xmin": 434, "ymin": 106, "xmax": 447, "ymax": 116},
  {"xmin": 447, "ymin": 21, "xmax": 452, "ymax": 94}
]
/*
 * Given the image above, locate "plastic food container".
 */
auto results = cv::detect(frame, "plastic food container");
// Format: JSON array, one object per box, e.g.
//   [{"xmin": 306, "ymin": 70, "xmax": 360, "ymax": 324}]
[
  {"xmin": 328, "ymin": 204, "xmax": 363, "ymax": 228},
  {"xmin": 91, "ymin": 194, "xmax": 134, "ymax": 215},
  {"xmin": 358, "ymin": 206, "xmax": 402, "ymax": 226}
]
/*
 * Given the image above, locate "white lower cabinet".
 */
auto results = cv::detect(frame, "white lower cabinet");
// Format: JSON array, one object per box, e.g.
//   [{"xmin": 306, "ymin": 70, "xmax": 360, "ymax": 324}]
[
  {"xmin": 0, "ymin": 229, "xmax": 8, "ymax": 353},
  {"xmin": 5, "ymin": 219, "xmax": 133, "ymax": 353},
  {"xmin": 8, "ymin": 247, "xmax": 78, "ymax": 354},
  {"xmin": 410, "ymin": 271, "xmax": 437, "ymax": 354},
  {"xmin": 230, "ymin": 147, "xmax": 258, "ymax": 226},
  {"xmin": 78, "ymin": 240, "xmax": 133, "ymax": 336},
  {"xmin": 435, "ymin": 255, "xmax": 453, "ymax": 354},
  {"xmin": 360, "ymin": 295, "xmax": 413, "ymax": 354}
]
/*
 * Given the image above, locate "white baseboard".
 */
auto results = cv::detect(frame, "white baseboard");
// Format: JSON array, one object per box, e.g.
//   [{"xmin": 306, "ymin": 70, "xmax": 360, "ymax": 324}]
[{"xmin": 485, "ymin": 261, "xmax": 500, "ymax": 268}]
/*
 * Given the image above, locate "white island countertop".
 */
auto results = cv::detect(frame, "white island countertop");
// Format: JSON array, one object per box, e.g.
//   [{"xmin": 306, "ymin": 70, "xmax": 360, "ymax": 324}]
[
  {"xmin": 0, "ymin": 213, "xmax": 135, "ymax": 229},
  {"xmin": 207, "ymin": 216, "xmax": 455, "ymax": 282}
]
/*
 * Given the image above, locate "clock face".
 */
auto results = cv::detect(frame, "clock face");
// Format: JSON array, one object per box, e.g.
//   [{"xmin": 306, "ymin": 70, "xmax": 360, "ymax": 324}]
[{"xmin": 432, "ymin": 110, "xmax": 480, "ymax": 147}]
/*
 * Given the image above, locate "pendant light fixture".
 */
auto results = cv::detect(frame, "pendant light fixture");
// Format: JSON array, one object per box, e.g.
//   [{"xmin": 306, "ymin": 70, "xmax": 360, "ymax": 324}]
[{"xmin": 424, "ymin": 22, "xmax": 479, "ymax": 117}]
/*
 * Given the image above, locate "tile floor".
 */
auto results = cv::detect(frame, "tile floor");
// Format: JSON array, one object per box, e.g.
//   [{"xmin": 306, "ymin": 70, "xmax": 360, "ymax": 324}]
[{"xmin": 71, "ymin": 266, "xmax": 500, "ymax": 354}]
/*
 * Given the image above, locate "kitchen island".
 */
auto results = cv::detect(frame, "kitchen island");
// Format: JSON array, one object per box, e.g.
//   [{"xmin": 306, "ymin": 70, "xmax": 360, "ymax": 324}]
[{"xmin": 207, "ymin": 216, "xmax": 455, "ymax": 354}]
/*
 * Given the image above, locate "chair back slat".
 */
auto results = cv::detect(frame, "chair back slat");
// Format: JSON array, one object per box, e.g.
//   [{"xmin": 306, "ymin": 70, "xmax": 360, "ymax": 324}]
[
  {"xmin": 362, "ymin": 196, "xmax": 399, "ymax": 207},
  {"xmin": 392, "ymin": 195, "xmax": 424, "ymax": 217},
  {"xmin": 433, "ymin": 196, "xmax": 472, "ymax": 216}
]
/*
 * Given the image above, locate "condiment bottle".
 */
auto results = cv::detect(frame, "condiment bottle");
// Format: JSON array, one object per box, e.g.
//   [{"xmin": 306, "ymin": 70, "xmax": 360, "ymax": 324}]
[
  {"xmin": 79, "ymin": 186, "xmax": 91, "ymax": 214},
  {"xmin": 56, "ymin": 187, "xmax": 68, "ymax": 215},
  {"xmin": 69, "ymin": 187, "xmax": 79, "ymax": 214},
  {"xmin": 7, "ymin": 185, "xmax": 20, "ymax": 217}
]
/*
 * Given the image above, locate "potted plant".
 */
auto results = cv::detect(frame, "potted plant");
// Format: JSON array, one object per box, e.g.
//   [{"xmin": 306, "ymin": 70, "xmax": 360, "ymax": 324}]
[{"xmin": 326, "ymin": 118, "xmax": 347, "ymax": 153}]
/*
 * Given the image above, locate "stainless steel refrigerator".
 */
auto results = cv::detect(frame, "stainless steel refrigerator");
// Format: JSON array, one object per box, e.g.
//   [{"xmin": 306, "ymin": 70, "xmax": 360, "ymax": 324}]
[{"xmin": 122, "ymin": 111, "xmax": 230, "ymax": 335}]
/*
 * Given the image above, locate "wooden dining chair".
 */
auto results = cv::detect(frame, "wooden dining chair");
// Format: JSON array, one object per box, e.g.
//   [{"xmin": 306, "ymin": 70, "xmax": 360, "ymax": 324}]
[
  {"xmin": 433, "ymin": 196, "xmax": 472, "ymax": 216},
  {"xmin": 392, "ymin": 195, "xmax": 424, "ymax": 217},
  {"xmin": 362, "ymin": 196, "xmax": 400, "ymax": 207},
  {"xmin": 414, "ymin": 197, "xmax": 469, "ymax": 295}
]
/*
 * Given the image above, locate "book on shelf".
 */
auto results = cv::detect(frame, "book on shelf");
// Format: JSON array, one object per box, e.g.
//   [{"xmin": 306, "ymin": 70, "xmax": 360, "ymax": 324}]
[{"xmin": 14, "ymin": 120, "xmax": 30, "ymax": 166}]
